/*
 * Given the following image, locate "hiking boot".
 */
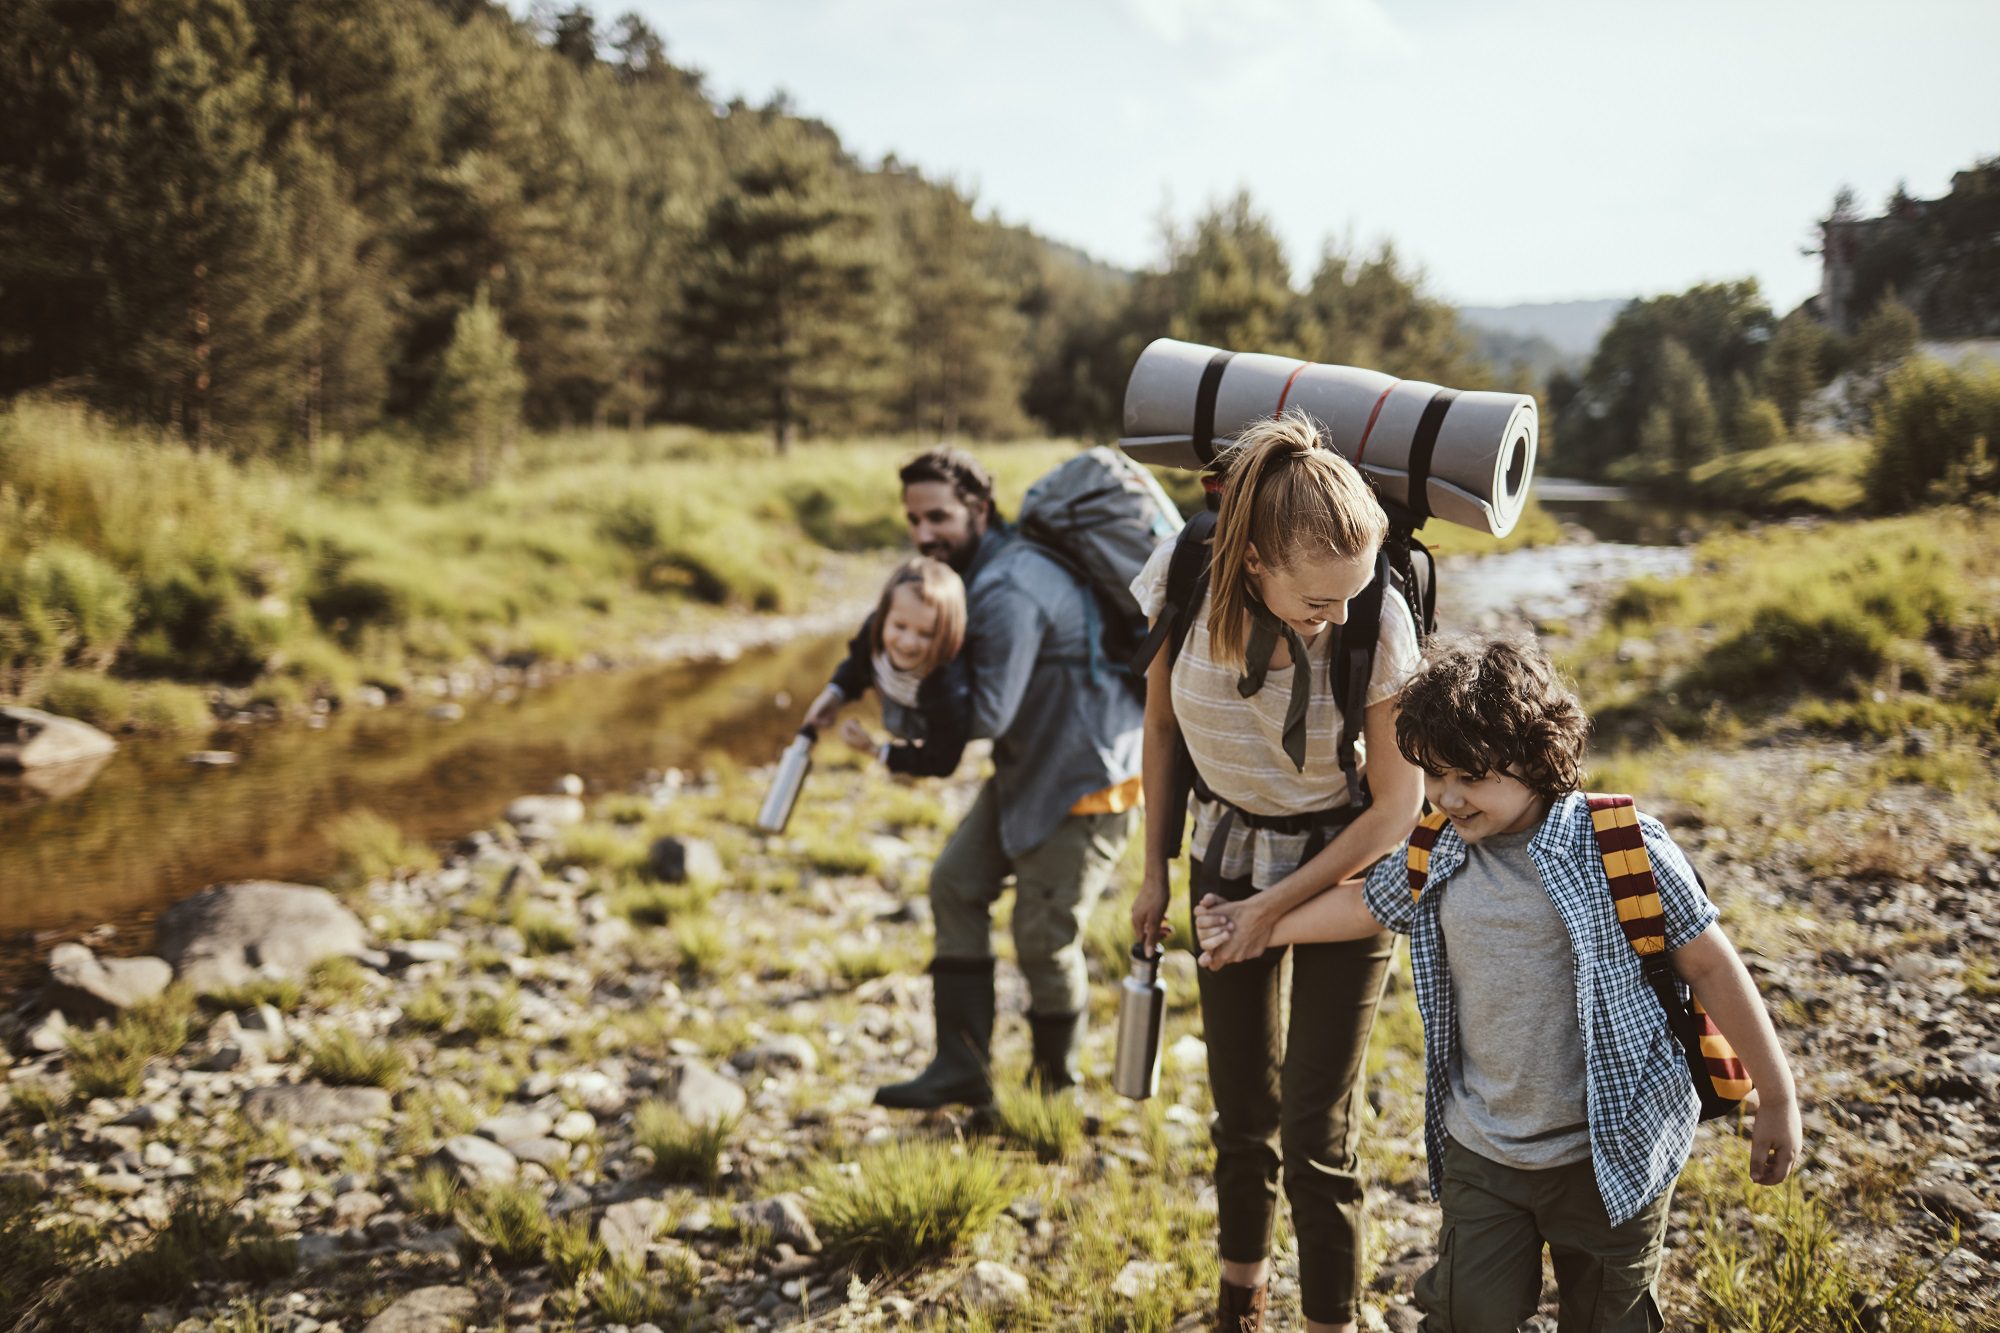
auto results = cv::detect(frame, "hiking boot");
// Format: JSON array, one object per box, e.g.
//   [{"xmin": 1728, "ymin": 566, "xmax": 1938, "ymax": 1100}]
[
  {"xmin": 1026, "ymin": 1009, "xmax": 1086, "ymax": 1092},
  {"xmin": 1217, "ymin": 1277, "xmax": 1268, "ymax": 1333},
  {"xmin": 874, "ymin": 957, "xmax": 994, "ymax": 1109}
]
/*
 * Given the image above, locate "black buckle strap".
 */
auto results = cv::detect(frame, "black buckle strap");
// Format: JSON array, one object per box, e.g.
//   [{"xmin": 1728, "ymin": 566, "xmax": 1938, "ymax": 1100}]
[
  {"xmin": 1190, "ymin": 350, "xmax": 1235, "ymax": 465},
  {"xmin": 1404, "ymin": 387, "xmax": 1459, "ymax": 527}
]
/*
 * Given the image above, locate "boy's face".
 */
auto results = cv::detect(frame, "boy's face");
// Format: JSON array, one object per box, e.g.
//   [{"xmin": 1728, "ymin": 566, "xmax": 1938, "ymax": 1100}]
[{"xmin": 1425, "ymin": 767, "xmax": 1547, "ymax": 843}]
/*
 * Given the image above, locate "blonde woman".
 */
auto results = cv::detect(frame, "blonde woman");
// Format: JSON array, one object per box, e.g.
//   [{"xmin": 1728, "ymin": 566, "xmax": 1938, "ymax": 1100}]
[{"xmin": 1129, "ymin": 412, "xmax": 1425, "ymax": 1333}]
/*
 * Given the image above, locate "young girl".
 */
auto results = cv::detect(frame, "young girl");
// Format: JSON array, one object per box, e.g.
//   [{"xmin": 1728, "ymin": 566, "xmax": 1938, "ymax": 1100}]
[
  {"xmin": 1129, "ymin": 411, "xmax": 1426, "ymax": 1333},
  {"xmin": 803, "ymin": 556, "xmax": 972, "ymax": 777}
]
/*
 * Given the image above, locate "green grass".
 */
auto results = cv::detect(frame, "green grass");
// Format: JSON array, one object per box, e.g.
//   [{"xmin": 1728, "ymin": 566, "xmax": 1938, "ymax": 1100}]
[
  {"xmin": 993, "ymin": 1082, "xmax": 1086, "ymax": 1163},
  {"xmin": 64, "ymin": 989, "xmax": 198, "ymax": 1099},
  {"xmin": 517, "ymin": 906, "xmax": 579, "ymax": 955},
  {"xmin": 460, "ymin": 982, "xmax": 523, "ymax": 1040},
  {"xmin": 0, "ymin": 399, "xmax": 1081, "ymax": 720},
  {"xmin": 302, "ymin": 1029, "xmax": 408, "ymax": 1091},
  {"xmin": 459, "ymin": 1179, "xmax": 551, "ymax": 1267},
  {"xmin": 1681, "ymin": 437, "xmax": 1872, "ymax": 515},
  {"xmin": 199, "ymin": 976, "xmax": 306, "ymax": 1015},
  {"xmin": 633, "ymin": 1100, "xmax": 734, "ymax": 1189},
  {"xmin": 804, "ymin": 1140, "xmax": 1016, "ymax": 1275},
  {"xmin": 543, "ymin": 1210, "xmax": 608, "ymax": 1290},
  {"xmin": 407, "ymin": 1164, "xmax": 463, "ymax": 1223}
]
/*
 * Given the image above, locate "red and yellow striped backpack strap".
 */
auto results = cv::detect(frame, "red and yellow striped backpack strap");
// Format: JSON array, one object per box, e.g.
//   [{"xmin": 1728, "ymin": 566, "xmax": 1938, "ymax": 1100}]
[
  {"xmin": 1585, "ymin": 793, "xmax": 1753, "ymax": 1106},
  {"xmin": 1405, "ymin": 809, "xmax": 1450, "ymax": 902},
  {"xmin": 1586, "ymin": 795, "xmax": 1667, "ymax": 956}
]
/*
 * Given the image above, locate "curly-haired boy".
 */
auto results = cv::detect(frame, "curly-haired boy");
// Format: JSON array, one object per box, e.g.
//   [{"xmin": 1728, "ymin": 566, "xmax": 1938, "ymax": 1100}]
[{"xmin": 1196, "ymin": 635, "xmax": 1800, "ymax": 1332}]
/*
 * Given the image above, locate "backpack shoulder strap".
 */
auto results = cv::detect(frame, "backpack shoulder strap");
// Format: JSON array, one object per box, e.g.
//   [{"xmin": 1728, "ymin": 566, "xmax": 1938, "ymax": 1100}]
[
  {"xmin": 1404, "ymin": 809, "xmax": 1450, "ymax": 902},
  {"xmin": 1585, "ymin": 794, "xmax": 1667, "ymax": 957},
  {"xmin": 1329, "ymin": 547, "xmax": 1390, "ymax": 803},
  {"xmin": 1129, "ymin": 507, "xmax": 1216, "ymax": 677}
]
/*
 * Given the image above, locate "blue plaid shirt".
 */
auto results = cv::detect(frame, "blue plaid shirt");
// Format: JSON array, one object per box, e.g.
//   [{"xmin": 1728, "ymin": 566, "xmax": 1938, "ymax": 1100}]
[{"xmin": 1362, "ymin": 792, "xmax": 1720, "ymax": 1224}]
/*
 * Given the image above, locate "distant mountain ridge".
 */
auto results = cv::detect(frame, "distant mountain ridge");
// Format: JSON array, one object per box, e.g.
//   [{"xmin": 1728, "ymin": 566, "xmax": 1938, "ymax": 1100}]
[{"xmin": 1457, "ymin": 298, "xmax": 1631, "ymax": 361}]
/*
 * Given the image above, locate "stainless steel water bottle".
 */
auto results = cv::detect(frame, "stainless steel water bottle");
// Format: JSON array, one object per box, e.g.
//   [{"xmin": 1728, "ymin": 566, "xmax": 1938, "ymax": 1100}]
[
  {"xmin": 754, "ymin": 726, "xmax": 816, "ymax": 834},
  {"xmin": 1112, "ymin": 943, "xmax": 1167, "ymax": 1100}
]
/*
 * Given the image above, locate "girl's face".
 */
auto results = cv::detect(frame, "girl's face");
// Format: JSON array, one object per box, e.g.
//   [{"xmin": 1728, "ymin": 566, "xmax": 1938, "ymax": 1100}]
[
  {"xmin": 1245, "ymin": 545, "xmax": 1377, "ymax": 642},
  {"xmin": 882, "ymin": 584, "xmax": 942, "ymax": 673}
]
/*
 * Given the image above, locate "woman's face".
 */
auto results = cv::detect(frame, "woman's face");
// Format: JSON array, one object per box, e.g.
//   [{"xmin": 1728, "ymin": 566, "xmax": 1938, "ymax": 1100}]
[
  {"xmin": 1246, "ymin": 545, "xmax": 1378, "ymax": 642},
  {"xmin": 882, "ymin": 584, "xmax": 942, "ymax": 672}
]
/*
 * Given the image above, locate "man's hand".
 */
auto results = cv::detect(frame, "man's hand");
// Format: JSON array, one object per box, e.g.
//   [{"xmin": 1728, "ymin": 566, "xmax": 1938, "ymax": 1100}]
[
  {"xmin": 802, "ymin": 685, "xmax": 845, "ymax": 734},
  {"xmin": 1748, "ymin": 1090, "xmax": 1802, "ymax": 1186},
  {"xmin": 1130, "ymin": 871, "xmax": 1170, "ymax": 954}
]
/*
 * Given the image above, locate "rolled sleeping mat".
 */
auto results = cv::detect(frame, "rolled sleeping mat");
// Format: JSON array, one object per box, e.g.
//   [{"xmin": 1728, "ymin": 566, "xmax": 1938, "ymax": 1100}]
[{"xmin": 1120, "ymin": 337, "xmax": 1538, "ymax": 537}]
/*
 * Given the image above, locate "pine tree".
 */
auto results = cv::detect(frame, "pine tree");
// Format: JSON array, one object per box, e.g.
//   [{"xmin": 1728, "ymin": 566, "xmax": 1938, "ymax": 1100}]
[
  {"xmin": 671, "ymin": 117, "xmax": 887, "ymax": 451},
  {"xmin": 890, "ymin": 184, "xmax": 1029, "ymax": 439},
  {"xmin": 1304, "ymin": 240, "xmax": 1484, "ymax": 385},
  {"xmin": 428, "ymin": 288, "xmax": 525, "ymax": 484},
  {"xmin": 1149, "ymin": 191, "xmax": 1306, "ymax": 357}
]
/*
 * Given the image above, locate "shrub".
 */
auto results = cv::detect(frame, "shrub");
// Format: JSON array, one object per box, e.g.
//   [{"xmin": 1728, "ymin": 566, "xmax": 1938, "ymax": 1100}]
[
  {"xmin": 1870, "ymin": 356, "xmax": 2000, "ymax": 509},
  {"xmin": 806, "ymin": 1140, "xmax": 1015, "ymax": 1274},
  {"xmin": 0, "ymin": 542, "xmax": 132, "ymax": 682},
  {"xmin": 633, "ymin": 1100, "xmax": 734, "ymax": 1189},
  {"xmin": 303, "ymin": 1029, "xmax": 408, "ymax": 1091}
]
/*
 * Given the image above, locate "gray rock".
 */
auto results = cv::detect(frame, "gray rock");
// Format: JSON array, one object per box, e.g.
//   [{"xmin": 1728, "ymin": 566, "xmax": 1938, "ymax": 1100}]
[
  {"xmin": 361, "ymin": 1285, "xmax": 479, "ymax": 1333},
  {"xmin": 504, "ymin": 795, "xmax": 584, "ymax": 829},
  {"xmin": 506, "ymin": 1137, "xmax": 571, "ymax": 1171},
  {"xmin": 94, "ymin": 1170, "xmax": 147, "ymax": 1196},
  {"xmin": 658, "ymin": 1059, "xmax": 745, "ymax": 1127},
  {"xmin": 647, "ymin": 836, "xmax": 722, "ymax": 885},
  {"xmin": 731, "ymin": 1194, "xmax": 819, "ymax": 1254},
  {"xmin": 732, "ymin": 1034, "xmax": 818, "ymax": 1075},
  {"xmin": 959, "ymin": 1259, "xmax": 1030, "ymax": 1311},
  {"xmin": 113, "ymin": 1102, "xmax": 178, "ymax": 1130},
  {"xmin": 1113, "ymin": 1259, "xmax": 1172, "ymax": 1299},
  {"xmin": 498, "ymin": 858, "xmax": 544, "ymax": 902},
  {"xmin": 553, "ymin": 1109, "xmax": 596, "ymax": 1142},
  {"xmin": 429, "ymin": 1135, "xmax": 517, "ymax": 1189},
  {"xmin": 334, "ymin": 1190, "xmax": 387, "ymax": 1229},
  {"xmin": 1910, "ymin": 1178, "xmax": 1988, "ymax": 1225},
  {"xmin": 155, "ymin": 882, "xmax": 368, "ymax": 991},
  {"xmin": 44, "ymin": 944, "xmax": 173, "ymax": 1020},
  {"xmin": 26, "ymin": 1009, "xmax": 70, "ymax": 1054},
  {"xmin": 600, "ymin": 1197, "xmax": 669, "ymax": 1269},
  {"xmin": 476, "ymin": 1110, "xmax": 553, "ymax": 1144},
  {"xmin": 242, "ymin": 1084, "xmax": 393, "ymax": 1128},
  {"xmin": 388, "ymin": 940, "xmax": 462, "ymax": 967},
  {"xmin": 0, "ymin": 706, "xmax": 117, "ymax": 770}
]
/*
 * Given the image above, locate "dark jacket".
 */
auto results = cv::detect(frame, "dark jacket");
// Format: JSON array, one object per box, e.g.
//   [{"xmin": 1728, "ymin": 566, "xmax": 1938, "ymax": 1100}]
[{"xmin": 828, "ymin": 615, "xmax": 973, "ymax": 779}]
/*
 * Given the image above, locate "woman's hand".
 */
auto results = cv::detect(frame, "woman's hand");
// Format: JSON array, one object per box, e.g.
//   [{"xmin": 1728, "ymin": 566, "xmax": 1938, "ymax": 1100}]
[
  {"xmin": 1196, "ymin": 894, "xmax": 1275, "ymax": 969},
  {"xmin": 1130, "ymin": 870, "xmax": 1171, "ymax": 954},
  {"xmin": 838, "ymin": 717, "xmax": 878, "ymax": 753}
]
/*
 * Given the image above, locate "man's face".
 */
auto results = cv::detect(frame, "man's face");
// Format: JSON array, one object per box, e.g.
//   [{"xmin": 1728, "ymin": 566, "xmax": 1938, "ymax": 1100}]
[{"xmin": 903, "ymin": 480, "xmax": 988, "ymax": 572}]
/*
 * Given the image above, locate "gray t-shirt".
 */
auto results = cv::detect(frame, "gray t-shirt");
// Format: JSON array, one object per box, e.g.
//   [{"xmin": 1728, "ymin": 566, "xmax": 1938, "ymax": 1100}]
[{"xmin": 1437, "ymin": 822, "xmax": 1592, "ymax": 1169}]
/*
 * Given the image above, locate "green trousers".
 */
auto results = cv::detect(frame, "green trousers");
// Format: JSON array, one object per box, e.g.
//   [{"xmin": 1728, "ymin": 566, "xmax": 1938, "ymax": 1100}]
[
  {"xmin": 1417, "ymin": 1136, "xmax": 1673, "ymax": 1333},
  {"xmin": 1190, "ymin": 854, "xmax": 1395, "ymax": 1326},
  {"xmin": 929, "ymin": 780, "xmax": 1136, "ymax": 1016}
]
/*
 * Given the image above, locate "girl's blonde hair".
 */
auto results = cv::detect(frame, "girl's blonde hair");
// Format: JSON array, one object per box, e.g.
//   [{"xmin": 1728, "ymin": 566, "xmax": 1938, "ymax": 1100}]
[
  {"xmin": 869, "ymin": 556, "xmax": 966, "ymax": 676},
  {"xmin": 1209, "ymin": 409, "xmax": 1388, "ymax": 670}
]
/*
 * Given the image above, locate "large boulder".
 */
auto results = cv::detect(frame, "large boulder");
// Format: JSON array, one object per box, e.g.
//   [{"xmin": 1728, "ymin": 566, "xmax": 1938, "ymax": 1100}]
[
  {"xmin": 155, "ymin": 881, "xmax": 367, "ymax": 991},
  {"xmin": 0, "ymin": 706, "xmax": 117, "ymax": 770},
  {"xmin": 43, "ymin": 943, "xmax": 172, "ymax": 1021},
  {"xmin": 362, "ymin": 1286, "xmax": 479, "ymax": 1333},
  {"xmin": 657, "ymin": 1059, "xmax": 746, "ymax": 1128}
]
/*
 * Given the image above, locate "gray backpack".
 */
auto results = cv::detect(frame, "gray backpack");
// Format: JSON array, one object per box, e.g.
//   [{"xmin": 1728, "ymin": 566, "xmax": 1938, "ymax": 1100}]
[{"xmin": 1017, "ymin": 446, "xmax": 1184, "ymax": 699}]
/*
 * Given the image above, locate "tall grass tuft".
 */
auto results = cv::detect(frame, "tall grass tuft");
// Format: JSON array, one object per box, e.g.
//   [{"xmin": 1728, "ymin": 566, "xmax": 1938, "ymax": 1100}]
[
  {"xmin": 325, "ymin": 808, "xmax": 439, "ymax": 884},
  {"xmin": 805, "ymin": 1140, "xmax": 1016, "ymax": 1274},
  {"xmin": 993, "ymin": 1082, "xmax": 1085, "ymax": 1163},
  {"xmin": 633, "ymin": 1100, "xmax": 734, "ymax": 1189},
  {"xmin": 460, "ymin": 1180, "xmax": 551, "ymax": 1266},
  {"xmin": 303, "ymin": 1029, "xmax": 408, "ymax": 1091},
  {"xmin": 65, "ymin": 989, "xmax": 197, "ymax": 1099}
]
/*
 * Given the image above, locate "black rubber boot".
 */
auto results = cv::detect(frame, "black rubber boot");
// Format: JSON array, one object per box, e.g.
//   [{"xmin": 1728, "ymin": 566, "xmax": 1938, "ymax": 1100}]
[
  {"xmin": 1026, "ymin": 1009, "xmax": 1086, "ymax": 1092},
  {"xmin": 874, "ymin": 957, "xmax": 994, "ymax": 1109}
]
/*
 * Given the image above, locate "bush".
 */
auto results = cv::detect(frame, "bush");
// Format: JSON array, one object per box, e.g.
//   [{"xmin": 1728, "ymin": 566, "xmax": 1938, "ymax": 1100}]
[
  {"xmin": 633, "ymin": 1100, "xmax": 733, "ymax": 1189},
  {"xmin": 0, "ymin": 542, "xmax": 132, "ymax": 684},
  {"xmin": 1870, "ymin": 356, "xmax": 2000, "ymax": 509},
  {"xmin": 806, "ymin": 1140, "xmax": 1015, "ymax": 1274}
]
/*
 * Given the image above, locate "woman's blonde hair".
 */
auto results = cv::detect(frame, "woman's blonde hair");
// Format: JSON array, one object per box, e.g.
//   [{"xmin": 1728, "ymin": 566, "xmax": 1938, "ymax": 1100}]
[
  {"xmin": 868, "ymin": 556, "xmax": 967, "ymax": 677},
  {"xmin": 1208, "ymin": 409, "xmax": 1388, "ymax": 670}
]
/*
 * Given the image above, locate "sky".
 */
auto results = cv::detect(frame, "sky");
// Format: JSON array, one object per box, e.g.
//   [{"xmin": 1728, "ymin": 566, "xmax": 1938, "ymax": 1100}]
[{"xmin": 621, "ymin": 0, "xmax": 2000, "ymax": 311}]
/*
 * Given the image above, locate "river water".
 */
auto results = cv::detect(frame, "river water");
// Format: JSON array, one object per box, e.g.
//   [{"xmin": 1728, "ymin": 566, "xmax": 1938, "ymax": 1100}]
[{"xmin": 0, "ymin": 486, "xmax": 1691, "ymax": 982}]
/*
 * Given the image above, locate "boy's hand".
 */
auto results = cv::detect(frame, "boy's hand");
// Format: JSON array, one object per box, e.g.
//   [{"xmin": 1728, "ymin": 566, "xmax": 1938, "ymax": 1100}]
[
  {"xmin": 1193, "ymin": 893, "xmax": 1237, "ymax": 967},
  {"xmin": 1748, "ymin": 1091, "xmax": 1802, "ymax": 1186}
]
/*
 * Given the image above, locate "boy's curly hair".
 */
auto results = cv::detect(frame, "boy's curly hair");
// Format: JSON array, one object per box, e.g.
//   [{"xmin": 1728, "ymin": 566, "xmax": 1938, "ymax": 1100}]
[{"xmin": 1394, "ymin": 636, "xmax": 1590, "ymax": 800}]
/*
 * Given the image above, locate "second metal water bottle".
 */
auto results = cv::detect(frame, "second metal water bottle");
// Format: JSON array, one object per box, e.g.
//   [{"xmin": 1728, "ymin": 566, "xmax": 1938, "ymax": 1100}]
[
  {"xmin": 754, "ymin": 726, "xmax": 817, "ymax": 834},
  {"xmin": 1112, "ymin": 943, "xmax": 1166, "ymax": 1100}
]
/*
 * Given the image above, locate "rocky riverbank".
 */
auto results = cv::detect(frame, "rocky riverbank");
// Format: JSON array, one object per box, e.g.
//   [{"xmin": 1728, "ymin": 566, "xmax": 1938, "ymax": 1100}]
[{"xmin": 3, "ymin": 531, "xmax": 1995, "ymax": 1331}]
